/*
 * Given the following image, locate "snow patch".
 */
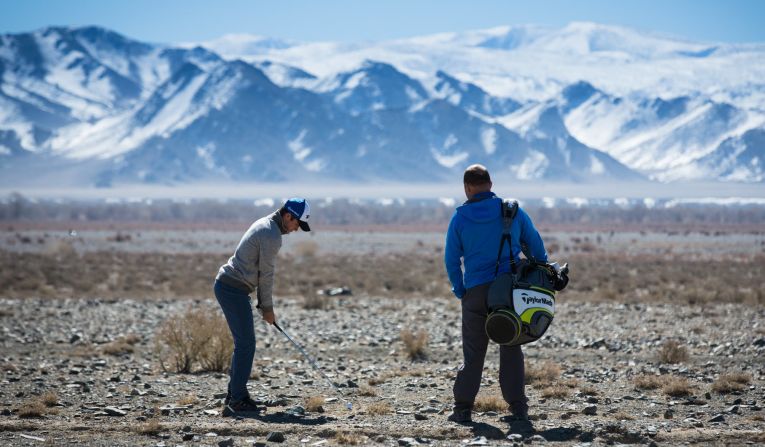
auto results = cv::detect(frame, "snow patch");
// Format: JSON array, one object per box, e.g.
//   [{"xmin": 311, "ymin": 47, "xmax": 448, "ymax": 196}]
[{"xmin": 481, "ymin": 127, "xmax": 497, "ymax": 154}]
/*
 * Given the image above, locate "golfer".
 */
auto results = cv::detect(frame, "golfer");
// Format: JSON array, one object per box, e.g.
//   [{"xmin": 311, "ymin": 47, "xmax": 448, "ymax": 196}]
[
  {"xmin": 214, "ymin": 198, "xmax": 311, "ymax": 417},
  {"xmin": 444, "ymin": 165, "xmax": 547, "ymax": 423}
]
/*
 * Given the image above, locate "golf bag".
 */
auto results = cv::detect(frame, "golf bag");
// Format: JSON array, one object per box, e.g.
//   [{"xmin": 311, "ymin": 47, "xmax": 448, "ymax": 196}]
[{"xmin": 484, "ymin": 200, "xmax": 568, "ymax": 346}]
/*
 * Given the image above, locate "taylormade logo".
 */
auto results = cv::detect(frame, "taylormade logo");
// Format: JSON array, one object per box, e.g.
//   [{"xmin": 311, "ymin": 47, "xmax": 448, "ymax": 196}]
[{"xmin": 520, "ymin": 294, "xmax": 553, "ymax": 307}]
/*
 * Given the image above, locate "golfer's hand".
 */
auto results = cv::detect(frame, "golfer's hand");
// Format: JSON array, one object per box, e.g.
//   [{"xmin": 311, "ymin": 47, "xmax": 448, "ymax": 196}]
[{"xmin": 261, "ymin": 310, "xmax": 276, "ymax": 325}]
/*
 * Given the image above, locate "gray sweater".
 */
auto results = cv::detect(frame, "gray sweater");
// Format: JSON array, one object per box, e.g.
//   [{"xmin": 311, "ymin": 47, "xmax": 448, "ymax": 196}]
[{"xmin": 216, "ymin": 211, "xmax": 284, "ymax": 311}]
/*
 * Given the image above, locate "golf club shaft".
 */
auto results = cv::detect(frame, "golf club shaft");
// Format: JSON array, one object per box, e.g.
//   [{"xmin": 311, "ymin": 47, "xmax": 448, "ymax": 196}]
[{"xmin": 273, "ymin": 322, "xmax": 352, "ymax": 407}]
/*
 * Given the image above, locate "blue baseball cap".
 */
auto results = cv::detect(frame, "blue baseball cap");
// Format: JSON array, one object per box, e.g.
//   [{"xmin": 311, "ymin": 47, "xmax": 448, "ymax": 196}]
[{"xmin": 283, "ymin": 198, "xmax": 311, "ymax": 231}]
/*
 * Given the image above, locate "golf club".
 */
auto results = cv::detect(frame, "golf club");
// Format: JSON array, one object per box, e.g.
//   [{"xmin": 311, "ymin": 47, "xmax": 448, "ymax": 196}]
[{"xmin": 272, "ymin": 322, "xmax": 353, "ymax": 411}]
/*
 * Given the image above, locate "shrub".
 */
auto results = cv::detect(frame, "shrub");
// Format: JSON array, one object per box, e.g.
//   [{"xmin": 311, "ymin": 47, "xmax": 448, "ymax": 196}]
[
  {"xmin": 712, "ymin": 373, "xmax": 751, "ymax": 393},
  {"xmin": 400, "ymin": 328, "xmax": 428, "ymax": 361},
  {"xmin": 39, "ymin": 392, "xmax": 58, "ymax": 407},
  {"xmin": 154, "ymin": 308, "xmax": 233, "ymax": 373},
  {"xmin": 366, "ymin": 402, "xmax": 392, "ymax": 415},
  {"xmin": 18, "ymin": 400, "xmax": 47, "ymax": 418},
  {"xmin": 474, "ymin": 395, "xmax": 508, "ymax": 412},
  {"xmin": 335, "ymin": 431, "xmax": 363, "ymax": 445},
  {"xmin": 633, "ymin": 374, "xmax": 663, "ymax": 390},
  {"xmin": 657, "ymin": 340, "xmax": 689, "ymax": 364},
  {"xmin": 662, "ymin": 376, "xmax": 693, "ymax": 397},
  {"xmin": 102, "ymin": 334, "xmax": 142, "ymax": 356},
  {"xmin": 541, "ymin": 384, "xmax": 570, "ymax": 399},
  {"xmin": 357, "ymin": 385, "xmax": 378, "ymax": 397},
  {"xmin": 305, "ymin": 396, "xmax": 325, "ymax": 412},
  {"xmin": 526, "ymin": 361, "xmax": 562, "ymax": 386}
]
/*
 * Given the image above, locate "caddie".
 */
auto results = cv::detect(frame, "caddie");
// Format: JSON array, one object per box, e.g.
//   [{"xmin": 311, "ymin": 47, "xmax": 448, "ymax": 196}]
[{"xmin": 444, "ymin": 165, "xmax": 548, "ymax": 423}]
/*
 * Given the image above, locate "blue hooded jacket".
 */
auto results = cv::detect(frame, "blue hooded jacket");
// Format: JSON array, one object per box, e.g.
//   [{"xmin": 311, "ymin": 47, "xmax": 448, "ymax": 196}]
[{"xmin": 444, "ymin": 191, "xmax": 547, "ymax": 298}]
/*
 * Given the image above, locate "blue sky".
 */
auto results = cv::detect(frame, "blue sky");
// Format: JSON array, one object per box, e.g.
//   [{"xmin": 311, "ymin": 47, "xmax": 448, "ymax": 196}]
[{"xmin": 2, "ymin": 0, "xmax": 763, "ymax": 44}]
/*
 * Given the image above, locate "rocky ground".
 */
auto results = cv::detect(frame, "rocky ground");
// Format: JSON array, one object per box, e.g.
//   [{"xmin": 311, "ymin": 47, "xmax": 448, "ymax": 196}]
[{"xmin": 1, "ymin": 227, "xmax": 764, "ymax": 446}]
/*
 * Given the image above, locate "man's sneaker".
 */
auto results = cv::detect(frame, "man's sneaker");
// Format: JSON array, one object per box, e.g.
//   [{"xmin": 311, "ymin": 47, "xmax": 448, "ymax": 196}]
[
  {"xmin": 222, "ymin": 396, "xmax": 263, "ymax": 417},
  {"xmin": 447, "ymin": 407, "xmax": 472, "ymax": 423}
]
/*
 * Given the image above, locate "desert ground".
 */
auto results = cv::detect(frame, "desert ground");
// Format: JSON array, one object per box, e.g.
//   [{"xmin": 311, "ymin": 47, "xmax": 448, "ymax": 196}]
[{"xmin": 1, "ymin": 203, "xmax": 764, "ymax": 446}]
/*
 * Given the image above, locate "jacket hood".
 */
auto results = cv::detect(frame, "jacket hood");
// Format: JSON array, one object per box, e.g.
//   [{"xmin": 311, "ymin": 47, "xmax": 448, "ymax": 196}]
[{"xmin": 456, "ymin": 192, "xmax": 502, "ymax": 223}]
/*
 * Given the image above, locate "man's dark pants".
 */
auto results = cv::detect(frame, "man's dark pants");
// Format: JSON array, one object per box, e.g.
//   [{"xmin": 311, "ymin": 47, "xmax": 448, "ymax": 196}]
[
  {"xmin": 453, "ymin": 282, "xmax": 527, "ymax": 413},
  {"xmin": 214, "ymin": 279, "xmax": 255, "ymax": 402}
]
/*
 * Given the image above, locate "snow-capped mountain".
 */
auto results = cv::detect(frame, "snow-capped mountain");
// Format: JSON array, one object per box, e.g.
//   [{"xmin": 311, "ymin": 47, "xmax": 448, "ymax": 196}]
[{"xmin": 0, "ymin": 23, "xmax": 763, "ymax": 188}]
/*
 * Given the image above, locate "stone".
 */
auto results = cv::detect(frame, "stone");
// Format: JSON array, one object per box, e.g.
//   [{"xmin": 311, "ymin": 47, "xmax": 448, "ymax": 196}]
[
  {"xmin": 104, "ymin": 407, "xmax": 127, "ymax": 416},
  {"xmin": 708, "ymin": 414, "xmax": 725, "ymax": 423},
  {"xmin": 507, "ymin": 434, "xmax": 523, "ymax": 442},
  {"xmin": 468, "ymin": 437, "xmax": 488, "ymax": 445},
  {"xmin": 414, "ymin": 413, "xmax": 428, "ymax": 420},
  {"xmin": 664, "ymin": 409, "xmax": 674, "ymax": 419},
  {"xmin": 182, "ymin": 433, "xmax": 194, "ymax": 441},
  {"xmin": 217, "ymin": 438, "xmax": 234, "ymax": 447},
  {"xmin": 586, "ymin": 396, "xmax": 599, "ymax": 404},
  {"xmin": 267, "ymin": 431, "xmax": 285, "ymax": 443},
  {"xmin": 582, "ymin": 405, "xmax": 597, "ymax": 415},
  {"xmin": 527, "ymin": 434, "xmax": 547, "ymax": 443},
  {"xmin": 398, "ymin": 438, "xmax": 419, "ymax": 446},
  {"xmin": 725, "ymin": 405, "xmax": 740, "ymax": 414}
]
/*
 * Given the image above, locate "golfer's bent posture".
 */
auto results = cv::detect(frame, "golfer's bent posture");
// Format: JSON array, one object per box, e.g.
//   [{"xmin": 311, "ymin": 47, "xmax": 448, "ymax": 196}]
[
  {"xmin": 444, "ymin": 165, "xmax": 547, "ymax": 423},
  {"xmin": 214, "ymin": 198, "xmax": 311, "ymax": 416}
]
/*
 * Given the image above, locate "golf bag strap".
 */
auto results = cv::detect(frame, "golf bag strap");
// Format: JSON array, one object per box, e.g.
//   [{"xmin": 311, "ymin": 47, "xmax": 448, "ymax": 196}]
[{"xmin": 494, "ymin": 199, "xmax": 519, "ymax": 277}]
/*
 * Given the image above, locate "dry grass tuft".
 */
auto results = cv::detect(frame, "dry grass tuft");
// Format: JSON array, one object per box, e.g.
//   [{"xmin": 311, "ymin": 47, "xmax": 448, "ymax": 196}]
[
  {"xmin": 657, "ymin": 340, "xmax": 689, "ymax": 364},
  {"xmin": 334, "ymin": 431, "xmax": 363, "ymax": 445},
  {"xmin": 18, "ymin": 400, "xmax": 47, "ymax": 418},
  {"xmin": 400, "ymin": 328, "xmax": 428, "ymax": 361},
  {"xmin": 612, "ymin": 411, "xmax": 635, "ymax": 421},
  {"xmin": 474, "ymin": 395, "xmax": 508, "ymax": 412},
  {"xmin": 366, "ymin": 401, "xmax": 392, "ymax": 415},
  {"xmin": 633, "ymin": 374, "xmax": 663, "ymax": 390},
  {"xmin": 305, "ymin": 396, "xmax": 325, "ymax": 412},
  {"xmin": 541, "ymin": 384, "xmax": 571, "ymax": 399},
  {"xmin": 712, "ymin": 373, "xmax": 751, "ymax": 393},
  {"xmin": 662, "ymin": 376, "xmax": 693, "ymax": 397},
  {"xmin": 357, "ymin": 385, "xmax": 378, "ymax": 397},
  {"xmin": 176, "ymin": 394, "xmax": 198, "ymax": 406},
  {"xmin": 154, "ymin": 308, "xmax": 233, "ymax": 373},
  {"xmin": 39, "ymin": 392, "xmax": 58, "ymax": 407},
  {"xmin": 102, "ymin": 339, "xmax": 136, "ymax": 356},
  {"xmin": 526, "ymin": 361, "xmax": 562, "ymax": 386},
  {"xmin": 136, "ymin": 418, "xmax": 163, "ymax": 436}
]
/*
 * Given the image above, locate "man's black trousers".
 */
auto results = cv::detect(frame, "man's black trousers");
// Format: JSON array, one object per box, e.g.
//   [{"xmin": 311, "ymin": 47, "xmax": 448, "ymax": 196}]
[{"xmin": 453, "ymin": 282, "xmax": 527, "ymax": 411}]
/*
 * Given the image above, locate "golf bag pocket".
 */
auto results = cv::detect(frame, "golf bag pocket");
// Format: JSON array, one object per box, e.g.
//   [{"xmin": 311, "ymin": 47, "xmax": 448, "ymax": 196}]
[{"xmin": 485, "ymin": 263, "xmax": 556, "ymax": 346}]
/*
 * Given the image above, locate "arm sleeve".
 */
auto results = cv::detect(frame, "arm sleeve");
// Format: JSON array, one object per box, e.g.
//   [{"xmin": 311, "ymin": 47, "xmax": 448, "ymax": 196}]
[
  {"xmin": 444, "ymin": 214, "xmax": 466, "ymax": 298},
  {"xmin": 256, "ymin": 236, "xmax": 281, "ymax": 311},
  {"xmin": 518, "ymin": 208, "xmax": 548, "ymax": 263}
]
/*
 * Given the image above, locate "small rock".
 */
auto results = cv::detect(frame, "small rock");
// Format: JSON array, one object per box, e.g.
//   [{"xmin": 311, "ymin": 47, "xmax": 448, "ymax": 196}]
[
  {"xmin": 664, "ymin": 409, "xmax": 674, "ymax": 419},
  {"xmin": 708, "ymin": 414, "xmax": 725, "ymax": 423},
  {"xmin": 267, "ymin": 431, "xmax": 285, "ymax": 443},
  {"xmin": 725, "ymin": 405, "xmax": 740, "ymax": 414},
  {"xmin": 218, "ymin": 438, "xmax": 234, "ymax": 447},
  {"xmin": 182, "ymin": 433, "xmax": 194, "ymax": 441},
  {"xmin": 104, "ymin": 407, "xmax": 127, "ymax": 416},
  {"xmin": 507, "ymin": 433, "xmax": 523, "ymax": 442},
  {"xmin": 586, "ymin": 396, "xmax": 599, "ymax": 404},
  {"xmin": 414, "ymin": 413, "xmax": 428, "ymax": 420},
  {"xmin": 752, "ymin": 338, "xmax": 765, "ymax": 347},
  {"xmin": 468, "ymin": 436, "xmax": 488, "ymax": 445},
  {"xmin": 582, "ymin": 405, "xmax": 597, "ymax": 415},
  {"xmin": 527, "ymin": 434, "xmax": 547, "ymax": 443},
  {"xmin": 398, "ymin": 438, "xmax": 419, "ymax": 446},
  {"xmin": 704, "ymin": 392, "xmax": 712, "ymax": 400}
]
